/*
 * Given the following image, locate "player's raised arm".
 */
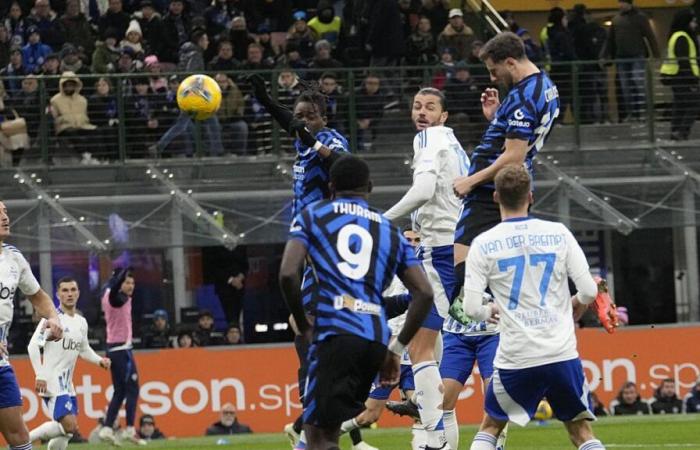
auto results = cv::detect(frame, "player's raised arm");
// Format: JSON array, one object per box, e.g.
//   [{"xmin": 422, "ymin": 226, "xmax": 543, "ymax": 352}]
[
  {"xmin": 105, "ymin": 267, "xmax": 133, "ymax": 307},
  {"xmin": 454, "ymin": 138, "xmax": 529, "ymax": 197}
]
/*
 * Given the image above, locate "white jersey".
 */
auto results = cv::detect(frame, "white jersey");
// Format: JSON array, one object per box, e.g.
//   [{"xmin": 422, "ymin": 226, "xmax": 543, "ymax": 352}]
[
  {"xmin": 28, "ymin": 312, "xmax": 102, "ymax": 397},
  {"xmin": 0, "ymin": 243, "xmax": 41, "ymax": 367},
  {"xmin": 464, "ymin": 217, "xmax": 593, "ymax": 370},
  {"xmin": 442, "ymin": 293, "xmax": 498, "ymax": 336},
  {"xmin": 412, "ymin": 126, "xmax": 469, "ymax": 247}
]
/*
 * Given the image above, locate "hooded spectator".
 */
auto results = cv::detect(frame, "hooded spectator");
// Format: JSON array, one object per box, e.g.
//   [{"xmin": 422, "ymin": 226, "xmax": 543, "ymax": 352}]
[
  {"xmin": 178, "ymin": 28, "xmax": 208, "ymax": 72},
  {"xmin": 50, "ymin": 71, "xmax": 97, "ymax": 159},
  {"xmin": 1, "ymin": 47, "xmax": 28, "ymax": 95},
  {"xmin": 309, "ymin": 39, "xmax": 342, "ymax": 69},
  {"xmin": 161, "ymin": 0, "xmax": 192, "ymax": 64},
  {"xmin": 437, "ymin": 8, "xmax": 474, "ymax": 61},
  {"xmin": 120, "ymin": 20, "xmax": 145, "ymax": 57},
  {"xmin": 651, "ymin": 378, "xmax": 683, "ymax": 414},
  {"xmin": 60, "ymin": 0, "xmax": 95, "ymax": 61},
  {"xmin": 308, "ymin": 0, "xmax": 341, "ymax": 47},
  {"xmin": 21, "ymin": 25, "xmax": 52, "ymax": 72},
  {"xmin": 98, "ymin": 0, "xmax": 131, "ymax": 41},
  {"xmin": 138, "ymin": 0, "xmax": 165, "ymax": 58},
  {"xmin": 91, "ymin": 28, "xmax": 121, "ymax": 73},
  {"xmin": 5, "ymin": 2, "xmax": 29, "ymax": 48},
  {"xmin": 60, "ymin": 42, "xmax": 89, "ymax": 74},
  {"xmin": 685, "ymin": 378, "xmax": 700, "ymax": 413},
  {"xmin": 612, "ymin": 381, "xmax": 651, "ymax": 415},
  {"xmin": 27, "ymin": 0, "xmax": 66, "ymax": 50},
  {"xmin": 228, "ymin": 16, "xmax": 254, "ymax": 61},
  {"xmin": 286, "ymin": 10, "xmax": 316, "ymax": 61},
  {"xmin": 207, "ymin": 39, "xmax": 239, "ymax": 71}
]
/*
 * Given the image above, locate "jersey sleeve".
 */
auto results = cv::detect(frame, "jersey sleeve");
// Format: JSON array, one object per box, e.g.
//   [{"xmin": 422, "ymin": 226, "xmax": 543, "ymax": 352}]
[
  {"xmin": 80, "ymin": 321, "xmax": 103, "ymax": 365},
  {"xmin": 463, "ymin": 237, "xmax": 489, "ymax": 295},
  {"xmin": 27, "ymin": 319, "xmax": 47, "ymax": 380},
  {"xmin": 288, "ymin": 210, "xmax": 311, "ymax": 248},
  {"xmin": 413, "ymin": 129, "xmax": 448, "ymax": 176},
  {"xmin": 504, "ymin": 98, "xmax": 538, "ymax": 141},
  {"xmin": 318, "ymin": 131, "xmax": 349, "ymax": 153},
  {"xmin": 563, "ymin": 226, "xmax": 597, "ymax": 303},
  {"xmin": 17, "ymin": 252, "xmax": 40, "ymax": 297}
]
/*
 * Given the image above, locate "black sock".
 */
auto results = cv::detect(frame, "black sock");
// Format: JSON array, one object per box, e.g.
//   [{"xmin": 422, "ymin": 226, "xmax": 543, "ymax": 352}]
[
  {"xmin": 293, "ymin": 414, "xmax": 303, "ymax": 434},
  {"xmin": 349, "ymin": 428, "xmax": 362, "ymax": 445}
]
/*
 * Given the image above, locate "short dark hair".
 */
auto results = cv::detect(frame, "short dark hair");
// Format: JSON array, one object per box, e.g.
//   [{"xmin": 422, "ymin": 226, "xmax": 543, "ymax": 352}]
[
  {"xmin": 479, "ymin": 31, "xmax": 526, "ymax": 63},
  {"xmin": 494, "ymin": 164, "xmax": 531, "ymax": 210},
  {"xmin": 330, "ymin": 155, "xmax": 370, "ymax": 192},
  {"xmin": 56, "ymin": 276, "xmax": 78, "ymax": 289},
  {"xmin": 294, "ymin": 82, "xmax": 327, "ymax": 117},
  {"xmin": 415, "ymin": 87, "xmax": 447, "ymax": 111},
  {"xmin": 319, "ymin": 71, "xmax": 337, "ymax": 81}
]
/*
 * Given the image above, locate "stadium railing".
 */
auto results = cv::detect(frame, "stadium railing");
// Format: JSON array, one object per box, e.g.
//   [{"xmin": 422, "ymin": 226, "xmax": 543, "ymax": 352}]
[{"xmin": 0, "ymin": 58, "xmax": 692, "ymax": 167}]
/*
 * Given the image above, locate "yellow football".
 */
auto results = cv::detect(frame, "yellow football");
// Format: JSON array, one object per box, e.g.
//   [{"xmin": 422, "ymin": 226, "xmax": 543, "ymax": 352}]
[
  {"xmin": 176, "ymin": 74, "xmax": 222, "ymax": 121},
  {"xmin": 534, "ymin": 399, "xmax": 554, "ymax": 421}
]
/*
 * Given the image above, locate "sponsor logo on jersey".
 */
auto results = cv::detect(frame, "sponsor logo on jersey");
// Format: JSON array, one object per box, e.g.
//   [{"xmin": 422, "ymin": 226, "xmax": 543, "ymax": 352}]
[
  {"xmin": 62, "ymin": 337, "xmax": 83, "ymax": 352},
  {"xmin": 545, "ymin": 86, "xmax": 559, "ymax": 102},
  {"xmin": 333, "ymin": 294, "xmax": 381, "ymax": 316},
  {"xmin": 508, "ymin": 110, "xmax": 531, "ymax": 128},
  {"xmin": 293, "ymin": 164, "xmax": 305, "ymax": 181},
  {"xmin": 0, "ymin": 282, "xmax": 16, "ymax": 301}
]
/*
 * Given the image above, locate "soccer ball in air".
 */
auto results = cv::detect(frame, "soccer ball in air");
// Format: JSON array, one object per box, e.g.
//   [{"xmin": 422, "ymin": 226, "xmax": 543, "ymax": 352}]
[
  {"xmin": 176, "ymin": 74, "xmax": 222, "ymax": 120},
  {"xmin": 534, "ymin": 399, "xmax": 554, "ymax": 421}
]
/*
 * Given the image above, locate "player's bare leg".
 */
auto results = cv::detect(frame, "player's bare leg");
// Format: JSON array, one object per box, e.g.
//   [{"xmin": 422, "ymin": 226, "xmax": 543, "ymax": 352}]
[
  {"xmin": 469, "ymin": 413, "xmax": 507, "ymax": 450},
  {"xmin": 564, "ymin": 420, "xmax": 606, "ymax": 449},
  {"xmin": 304, "ymin": 424, "xmax": 341, "ymax": 450},
  {"xmin": 0, "ymin": 406, "xmax": 32, "ymax": 449}
]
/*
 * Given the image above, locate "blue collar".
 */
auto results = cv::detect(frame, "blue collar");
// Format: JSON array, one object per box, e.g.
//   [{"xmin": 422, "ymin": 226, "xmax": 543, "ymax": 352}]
[{"xmin": 503, "ymin": 216, "xmax": 532, "ymax": 223}]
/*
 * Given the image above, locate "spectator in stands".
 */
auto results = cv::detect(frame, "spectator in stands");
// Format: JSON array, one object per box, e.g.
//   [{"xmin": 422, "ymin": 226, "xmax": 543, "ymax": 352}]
[
  {"xmin": 208, "ymin": 39, "xmax": 239, "ymax": 71},
  {"xmin": 224, "ymin": 326, "xmax": 242, "ymax": 345},
  {"xmin": 443, "ymin": 60, "xmax": 481, "ymax": 122},
  {"xmin": 91, "ymin": 28, "xmax": 121, "ymax": 73},
  {"xmin": 685, "ymin": 377, "xmax": 700, "ymax": 413},
  {"xmin": 10, "ymin": 75, "xmax": 41, "ymax": 142},
  {"xmin": 178, "ymin": 28, "xmax": 209, "ymax": 72},
  {"xmin": 590, "ymin": 392, "xmax": 609, "ymax": 417},
  {"xmin": 137, "ymin": 415, "xmax": 165, "ymax": 441},
  {"xmin": 205, "ymin": 404, "xmax": 252, "ymax": 435},
  {"xmin": 651, "ymin": 378, "xmax": 683, "ymax": 414},
  {"xmin": 60, "ymin": 0, "xmax": 95, "ymax": 62},
  {"xmin": 366, "ymin": 0, "xmax": 406, "ymax": 67},
  {"xmin": 22, "ymin": 25, "xmax": 52, "ymax": 73},
  {"xmin": 40, "ymin": 52, "xmax": 60, "ymax": 95},
  {"xmin": 276, "ymin": 42, "xmax": 308, "ymax": 70},
  {"xmin": 248, "ymin": 0, "xmax": 292, "ymax": 33},
  {"xmin": 355, "ymin": 73, "xmax": 386, "ymax": 151},
  {"xmin": 1, "ymin": 47, "xmax": 27, "ymax": 95},
  {"xmin": 437, "ymin": 9, "xmax": 474, "ymax": 62},
  {"xmin": 5, "ymin": 2, "xmax": 29, "ymax": 48},
  {"xmin": 406, "ymin": 16, "xmax": 438, "ymax": 66},
  {"xmin": 98, "ymin": 0, "xmax": 131, "ymax": 43},
  {"xmin": 138, "ymin": 0, "xmax": 164, "ymax": 60},
  {"xmin": 141, "ymin": 309, "xmax": 171, "ymax": 349},
  {"xmin": 215, "ymin": 73, "xmax": 248, "ymax": 155},
  {"xmin": 114, "ymin": 47, "xmax": 142, "ymax": 95},
  {"xmin": 419, "ymin": 0, "xmax": 448, "ymax": 39},
  {"xmin": 612, "ymin": 381, "xmax": 651, "ymax": 415},
  {"xmin": 87, "ymin": 77, "xmax": 119, "ymax": 158},
  {"xmin": 27, "ymin": 0, "xmax": 65, "ymax": 51},
  {"xmin": 145, "ymin": 55, "xmax": 167, "ymax": 93},
  {"xmin": 544, "ymin": 7, "xmax": 576, "ymax": 116},
  {"xmin": 50, "ymin": 71, "xmax": 97, "ymax": 157},
  {"xmin": 286, "ymin": 11, "xmax": 316, "ymax": 62},
  {"xmin": 319, "ymin": 71, "xmax": 345, "ymax": 131},
  {"xmin": 192, "ymin": 310, "xmax": 222, "ymax": 346},
  {"xmin": 176, "ymin": 330, "xmax": 194, "ymax": 348},
  {"xmin": 125, "ymin": 76, "xmax": 163, "ymax": 157},
  {"xmin": 120, "ymin": 20, "xmax": 145, "ymax": 58},
  {"xmin": 161, "ymin": 0, "xmax": 192, "ymax": 65},
  {"xmin": 309, "ymin": 39, "xmax": 342, "ymax": 70},
  {"xmin": 240, "ymin": 42, "xmax": 272, "ymax": 71},
  {"xmin": 204, "ymin": 0, "xmax": 238, "ymax": 42},
  {"xmin": 308, "ymin": 1, "xmax": 341, "ymax": 48},
  {"xmin": 0, "ymin": 25, "xmax": 11, "ymax": 69},
  {"xmin": 603, "ymin": 0, "xmax": 659, "ymax": 121},
  {"xmin": 255, "ymin": 24, "xmax": 278, "ymax": 65},
  {"xmin": 569, "ymin": 4, "xmax": 608, "ymax": 124},
  {"xmin": 60, "ymin": 42, "xmax": 90, "ymax": 75},
  {"xmin": 228, "ymin": 16, "xmax": 254, "ymax": 63},
  {"xmin": 660, "ymin": 8, "xmax": 699, "ymax": 141},
  {"xmin": 431, "ymin": 47, "xmax": 456, "ymax": 90}
]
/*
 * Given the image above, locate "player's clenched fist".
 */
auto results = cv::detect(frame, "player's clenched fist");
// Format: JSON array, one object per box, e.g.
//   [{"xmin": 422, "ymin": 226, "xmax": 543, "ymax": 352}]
[
  {"xmin": 481, "ymin": 88, "xmax": 500, "ymax": 121},
  {"xmin": 35, "ymin": 379, "xmax": 47, "ymax": 395},
  {"xmin": 99, "ymin": 357, "xmax": 112, "ymax": 370},
  {"xmin": 44, "ymin": 316, "xmax": 63, "ymax": 341},
  {"xmin": 379, "ymin": 351, "xmax": 400, "ymax": 388}
]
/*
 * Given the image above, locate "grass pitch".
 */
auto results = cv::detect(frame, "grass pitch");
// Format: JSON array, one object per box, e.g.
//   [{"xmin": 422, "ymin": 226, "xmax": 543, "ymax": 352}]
[{"xmin": 49, "ymin": 415, "xmax": 700, "ymax": 449}]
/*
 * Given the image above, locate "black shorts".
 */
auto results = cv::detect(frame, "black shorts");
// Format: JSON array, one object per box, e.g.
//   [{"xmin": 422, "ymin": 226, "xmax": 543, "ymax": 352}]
[
  {"xmin": 294, "ymin": 335, "xmax": 311, "ymax": 402},
  {"xmin": 455, "ymin": 197, "xmax": 501, "ymax": 246},
  {"xmin": 302, "ymin": 335, "xmax": 387, "ymax": 428}
]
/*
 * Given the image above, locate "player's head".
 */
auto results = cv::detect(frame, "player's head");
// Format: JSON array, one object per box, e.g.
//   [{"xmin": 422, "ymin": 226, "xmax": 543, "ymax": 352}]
[
  {"xmin": 402, "ymin": 224, "xmax": 420, "ymax": 248},
  {"xmin": 494, "ymin": 164, "xmax": 533, "ymax": 215},
  {"xmin": 412, "ymin": 87, "xmax": 448, "ymax": 131},
  {"xmin": 0, "ymin": 200, "xmax": 8, "ymax": 241},
  {"xmin": 658, "ymin": 378, "xmax": 676, "ymax": 398},
  {"xmin": 139, "ymin": 415, "xmax": 156, "ymax": 438},
  {"xmin": 56, "ymin": 276, "xmax": 79, "ymax": 310},
  {"xmin": 329, "ymin": 155, "xmax": 372, "ymax": 199},
  {"xmin": 294, "ymin": 87, "xmax": 327, "ymax": 134},
  {"xmin": 220, "ymin": 403, "xmax": 238, "ymax": 426},
  {"xmin": 479, "ymin": 31, "xmax": 527, "ymax": 89},
  {"xmin": 120, "ymin": 269, "xmax": 135, "ymax": 296}
]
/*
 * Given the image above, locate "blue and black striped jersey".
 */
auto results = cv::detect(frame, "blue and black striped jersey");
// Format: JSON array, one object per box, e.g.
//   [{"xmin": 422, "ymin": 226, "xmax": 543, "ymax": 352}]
[
  {"xmin": 292, "ymin": 128, "xmax": 349, "ymax": 218},
  {"xmin": 289, "ymin": 198, "xmax": 421, "ymax": 345},
  {"xmin": 468, "ymin": 72, "xmax": 560, "ymax": 201}
]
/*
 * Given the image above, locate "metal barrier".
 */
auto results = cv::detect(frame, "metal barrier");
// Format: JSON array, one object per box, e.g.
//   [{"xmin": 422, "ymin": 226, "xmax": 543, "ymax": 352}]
[{"xmin": 0, "ymin": 59, "xmax": 697, "ymax": 166}]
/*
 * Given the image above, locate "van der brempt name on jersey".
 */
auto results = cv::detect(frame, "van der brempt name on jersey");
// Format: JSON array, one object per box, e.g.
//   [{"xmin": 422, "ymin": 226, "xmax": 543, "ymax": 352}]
[
  {"xmin": 333, "ymin": 202, "xmax": 382, "ymax": 223},
  {"xmin": 334, "ymin": 294, "xmax": 381, "ymax": 316}
]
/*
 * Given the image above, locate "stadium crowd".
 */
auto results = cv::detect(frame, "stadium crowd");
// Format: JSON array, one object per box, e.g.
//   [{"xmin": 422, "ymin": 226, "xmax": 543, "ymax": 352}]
[{"xmin": 1, "ymin": 0, "xmax": 698, "ymax": 162}]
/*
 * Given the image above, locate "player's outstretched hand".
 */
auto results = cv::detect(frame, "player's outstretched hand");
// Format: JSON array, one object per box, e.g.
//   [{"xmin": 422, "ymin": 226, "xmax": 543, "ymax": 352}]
[
  {"xmin": 481, "ymin": 88, "xmax": 500, "ymax": 121},
  {"xmin": 379, "ymin": 351, "xmax": 400, "ymax": 388},
  {"xmin": 453, "ymin": 175, "xmax": 474, "ymax": 197},
  {"xmin": 99, "ymin": 357, "xmax": 112, "ymax": 370},
  {"xmin": 45, "ymin": 317, "xmax": 63, "ymax": 341},
  {"xmin": 246, "ymin": 74, "xmax": 269, "ymax": 99},
  {"xmin": 289, "ymin": 118, "xmax": 317, "ymax": 148},
  {"xmin": 35, "ymin": 379, "xmax": 47, "ymax": 395},
  {"xmin": 590, "ymin": 277, "xmax": 619, "ymax": 334}
]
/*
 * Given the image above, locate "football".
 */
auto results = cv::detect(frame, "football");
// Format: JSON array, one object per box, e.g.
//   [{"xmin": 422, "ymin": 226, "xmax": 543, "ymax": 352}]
[
  {"xmin": 176, "ymin": 74, "xmax": 222, "ymax": 121},
  {"xmin": 534, "ymin": 399, "xmax": 554, "ymax": 421}
]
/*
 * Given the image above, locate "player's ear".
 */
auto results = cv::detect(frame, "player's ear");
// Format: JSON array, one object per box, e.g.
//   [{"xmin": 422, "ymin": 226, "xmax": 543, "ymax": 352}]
[
  {"xmin": 440, "ymin": 111, "xmax": 448, "ymax": 124},
  {"xmin": 493, "ymin": 191, "xmax": 500, "ymax": 205},
  {"xmin": 527, "ymin": 191, "xmax": 534, "ymax": 205}
]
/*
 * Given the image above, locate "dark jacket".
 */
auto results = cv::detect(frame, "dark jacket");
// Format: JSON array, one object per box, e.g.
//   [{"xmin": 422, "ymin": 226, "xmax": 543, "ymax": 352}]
[
  {"xmin": 205, "ymin": 420, "xmax": 252, "ymax": 436},
  {"xmin": 651, "ymin": 391, "xmax": 683, "ymax": 414},
  {"xmin": 138, "ymin": 428, "xmax": 165, "ymax": 440},
  {"xmin": 26, "ymin": 13, "xmax": 66, "ymax": 50},
  {"xmin": 138, "ymin": 14, "xmax": 165, "ymax": 58},
  {"xmin": 88, "ymin": 93, "xmax": 119, "ymax": 128},
  {"xmin": 437, "ymin": 23, "xmax": 475, "ymax": 61},
  {"xmin": 97, "ymin": 10, "xmax": 131, "ymax": 42},
  {"xmin": 444, "ymin": 75, "xmax": 481, "ymax": 120},
  {"xmin": 178, "ymin": 42, "xmax": 205, "ymax": 72},
  {"xmin": 546, "ymin": 24, "xmax": 576, "ymax": 62},
  {"xmin": 604, "ymin": 7, "xmax": 660, "ymax": 58},
  {"xmin": 60, "ymin": 13, "xmax": 95, "ymax": 59},
  {"xmin": 161, "ymin": 13, "xmax": 192, "ymax": 63},
  {"xmin": 685, "ymin": 385, "xmax": 700, "ymax": 413},
  {"xmin": 406, "ymin": 30, "xmax": 437, "ymax": 65},
  {"xmin": 142, "ymin": 325, "xmax": 172, "ymax": 349},
  {"xmin": 208, "ymin": 56, "xmax": 240, "ymax": 72},
  {"xmin": 613, "ymin": 397, "xmax": 650, "ymax": 415},
  {"xmin": 366, "ymin": 0, "xmax": 406, "ymax": 58}
]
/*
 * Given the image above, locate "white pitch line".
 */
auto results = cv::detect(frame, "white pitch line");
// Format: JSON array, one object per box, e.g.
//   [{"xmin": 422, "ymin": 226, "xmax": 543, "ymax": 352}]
[{"xmin": 606, "ymin": 445, "xmax": 700, "ymax": 449}]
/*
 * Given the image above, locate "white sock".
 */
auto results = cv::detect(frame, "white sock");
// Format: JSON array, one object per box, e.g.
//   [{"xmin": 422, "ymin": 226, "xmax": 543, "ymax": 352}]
[
  {"xmin": 496, "ymin": 423, "xmax": 508, "ymax": 449},
  {"xmin": 443, "ymin": 409, "xmax": 458, "ymax": 450},
  {"xmin": 579, "ymin": 439, "xmax": 606, "ymax": 450},
  {"xmin": 10, "ymin": 444, "xmax": 32, "ymax": 450},
  {"xmin": 340, "ymin": 418, "xmax": 360, "ymax": 434},
  {"xmin": 29, "ymin": 421, "xmax": 65, "ymax": 442},
  {"xmin": 470, "ymin": 431, "xmax": 497, "ymax": 450},
  {"xmin": 412, "ymin": 360, "xmax": 445, "ymax": 447},
  {"xmin": 411, "ymin": 423, "xmax": 426, "ymax": 450},
  {"xmin": 298, "ymin": 430, "xmax": 307, "ymax": 447},
  {"xmin": 48, "ymin": 435, "xmax": 72, "ymax": 450}
]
